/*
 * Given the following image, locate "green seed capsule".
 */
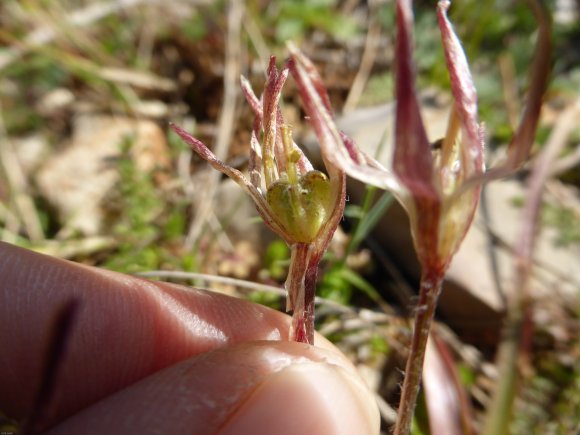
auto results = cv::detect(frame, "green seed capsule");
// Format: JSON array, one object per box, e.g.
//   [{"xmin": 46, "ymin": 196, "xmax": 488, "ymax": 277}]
[{"xmin": 266, "ymin": 170, "xmax": 333, "ymax": 243}]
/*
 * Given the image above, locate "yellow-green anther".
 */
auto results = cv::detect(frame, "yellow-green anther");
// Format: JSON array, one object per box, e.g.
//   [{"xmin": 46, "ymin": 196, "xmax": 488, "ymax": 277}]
[
  {"xmin": 441, "ymin": 104, "xmax": 460, "ymax": 171},
  {"xmin": 266, "ymin": 170, "xmax": 333, "ymax": 243},
  {"xmin": 438, "ymin": 106, "xmax": 466, "ymax": 196},
  {"xmin": 281, "ymin": 124, "xmax": 298, "ymax": 185},
  {"xmin": 263, "ymin": 125, "xmax": 277, "ymax": 188}
]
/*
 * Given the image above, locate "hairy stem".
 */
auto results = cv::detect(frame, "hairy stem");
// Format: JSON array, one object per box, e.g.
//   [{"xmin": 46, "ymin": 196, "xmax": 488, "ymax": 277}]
[
  {"xmin": 286, "ymin": 243, "xmax": 319, "ymax": 344},
  {"xmin": 394, "ymin": 271, "xmax": 444, "ymax": 435},
  {"xmin": 290, "ymin": 263, "xmax": 317, "ymax": 344}
]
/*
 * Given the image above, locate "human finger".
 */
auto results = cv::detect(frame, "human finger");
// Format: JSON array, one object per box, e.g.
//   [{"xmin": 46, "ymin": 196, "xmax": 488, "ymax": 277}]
[
  {"xmin": 48, "ymin": 340, "xmax": 379, "ymax": 435},
  {"xmin": 0, "ymin": 242, "xmax": 289, "ymax": 423}
]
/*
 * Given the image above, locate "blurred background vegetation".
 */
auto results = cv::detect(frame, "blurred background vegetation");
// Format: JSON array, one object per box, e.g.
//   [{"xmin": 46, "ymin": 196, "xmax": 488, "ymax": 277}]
[{"xmin": 1, "ymin": 0, "xmax": 579, "ymax": 433}]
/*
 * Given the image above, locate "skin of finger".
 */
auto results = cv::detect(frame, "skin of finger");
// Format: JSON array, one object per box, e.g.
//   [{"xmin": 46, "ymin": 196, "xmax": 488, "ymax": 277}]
[
  {"xmin": 47, "ymin": 341, "xmax": 379, "ymax": 435},
  {"xmin": 219, "ymin": 359, "xmax": 380, "ymax": 435},
  {"xmin": 0, "ymin": 242, "xmax": 297, "ymax": 423}
]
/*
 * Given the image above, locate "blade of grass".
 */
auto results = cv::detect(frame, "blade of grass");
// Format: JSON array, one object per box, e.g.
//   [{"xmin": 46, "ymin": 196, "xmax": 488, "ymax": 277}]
[
  {"xmin": 0, "ymin": 113, "xmax": 45, "ymax": 243},
  {"xmin": 347, "ymin": 189, "xmax": 394, "ymax": 257}
]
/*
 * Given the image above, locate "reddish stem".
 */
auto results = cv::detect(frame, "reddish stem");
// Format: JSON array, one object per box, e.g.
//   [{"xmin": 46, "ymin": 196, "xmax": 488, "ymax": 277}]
[
  {"xmin": 290, "ymin": 275, "xmax": 315, "ymax": 344},
  {"xmin": 394, "ymin": 270, "xmax": 444, "ymax": 435},
  {"xmin": 287, "ymin": 243, "xmax": 320, "ymax": 344}
]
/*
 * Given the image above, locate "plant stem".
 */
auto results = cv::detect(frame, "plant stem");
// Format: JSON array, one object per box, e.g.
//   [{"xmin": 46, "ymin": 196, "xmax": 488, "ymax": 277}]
[
  {"xmin": 287, "ymin": 243, "xmax": 319, "ymax": 344},
  {"xmin": 481, "ymin": 297, "xmax": 524, "ymax": 435},
  {"xmin": 394, "ymin": 271, "xmax": 444, "ymax": 435}
]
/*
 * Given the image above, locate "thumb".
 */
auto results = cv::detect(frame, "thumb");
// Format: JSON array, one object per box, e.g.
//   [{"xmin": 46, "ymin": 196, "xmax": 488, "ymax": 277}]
[{"xmin": 48, "ymin": 340, "xmax": 380, "ymax": 435}]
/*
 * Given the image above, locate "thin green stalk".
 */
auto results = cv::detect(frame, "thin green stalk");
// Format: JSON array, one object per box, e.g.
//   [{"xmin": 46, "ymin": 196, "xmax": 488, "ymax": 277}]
[
  {"xmin": 345, "ymin": 185, "xmax": 377, "ymax": 257},
  {"xmin": 347, "ymin": 188, "xmax": 394, "ymax": 258},
  {"xmin": 481, "ymin": 297, "xmax": 524, "ymax": 435},
  {"xmin": 394, "ymin": 271, "xmax": 444, "ymax": 435}
]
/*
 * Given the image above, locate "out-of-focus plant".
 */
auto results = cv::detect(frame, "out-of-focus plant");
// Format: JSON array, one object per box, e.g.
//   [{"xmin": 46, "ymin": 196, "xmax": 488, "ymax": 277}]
[
  {"xmin": 288, "ymin": 0, "xmax": 550, "ymax": 432},
  {"xmin": 249, "ymin": 0, "xmax": 359, "ymax": 45},
  {"xmin": 482, "ymin": 100, "xmax": 577, "ymax": 435},
  {"xmin": 171, "ymin": 57, "xmax": 346, "ymax": 344},
  {"xmin": 104, "ymin": 137, "xmax": 191, "ymax": 274}
]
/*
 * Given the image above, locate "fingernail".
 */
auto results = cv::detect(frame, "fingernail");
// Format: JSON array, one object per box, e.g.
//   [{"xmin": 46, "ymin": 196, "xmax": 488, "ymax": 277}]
[{"xmin": 219, "ymin": 362, "xmax": 380, "ymax": 435}]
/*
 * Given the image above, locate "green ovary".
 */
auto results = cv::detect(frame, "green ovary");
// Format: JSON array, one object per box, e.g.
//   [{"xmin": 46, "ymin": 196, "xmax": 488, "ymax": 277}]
[{"xmin": 267, "ymin": 170, "xmax": 334, "ymax": 243}]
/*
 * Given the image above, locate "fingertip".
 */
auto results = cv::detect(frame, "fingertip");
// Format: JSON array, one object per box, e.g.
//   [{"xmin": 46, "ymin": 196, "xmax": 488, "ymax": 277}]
[{"xmin": 220, "ymin": 362, "xmax": 380, "ymax": 435}]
